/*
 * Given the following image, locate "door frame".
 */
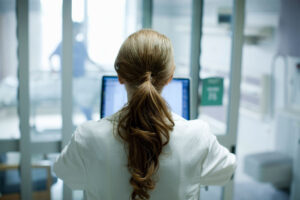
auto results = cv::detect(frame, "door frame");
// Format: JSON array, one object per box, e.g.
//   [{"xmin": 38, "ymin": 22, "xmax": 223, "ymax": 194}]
[
  {"xmin": 189, "ymin": 0, "xmax": 245, "ymax": 199},
  {"xmin": 220, "ymin": 0, "xmax": 245, "ymax": 199}
]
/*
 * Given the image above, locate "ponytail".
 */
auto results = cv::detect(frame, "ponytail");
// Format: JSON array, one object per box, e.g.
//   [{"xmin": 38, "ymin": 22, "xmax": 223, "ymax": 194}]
[
  {"xmin": 117, "ymin": 71, "xmax": 174, "ymax": 200},
  {"xmin": 115, "ymin": 29, "xmax": 175, "ymax": 200}
]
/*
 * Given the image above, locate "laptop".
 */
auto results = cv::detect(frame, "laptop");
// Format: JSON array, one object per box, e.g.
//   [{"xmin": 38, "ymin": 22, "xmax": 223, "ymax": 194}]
[{"xmin": 100, "ymin": 75, "xmax": 190, "ymax": 120}]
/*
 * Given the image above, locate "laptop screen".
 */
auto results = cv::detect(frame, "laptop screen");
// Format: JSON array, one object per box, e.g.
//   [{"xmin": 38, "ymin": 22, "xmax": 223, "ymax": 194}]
[{"xmin": 100, "ymin": 76, "xmax": 190, "ymax": 119}]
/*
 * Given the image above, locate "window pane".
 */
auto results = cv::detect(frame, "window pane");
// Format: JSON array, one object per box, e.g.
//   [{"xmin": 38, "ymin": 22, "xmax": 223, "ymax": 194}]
[
  {"xmin": 29, "ymin": 0, "xmax": 62, "ymax": 198},
  {"xmin": 0, "ymin": 0, "xmax": 19, "ymax": 139},
  {"xmin": 199, "ymin": 0, "xmax": 233, "ymax": 199},
  {"xmin": 234, "ymin": 1, "xmax": 288, "ymax": 200},
  {"xmin": 87, "ymin": 0, "xmax": 127, "ymax": 71},
  {"xmin": 29, "ymin": 0, "xmax": 62, "ymax": 149},
  {"xmin": 152, "ymin": 0, "xmax": 192, "ymax": 76},
  {"xmin": 72, "ymin": 0, "xmax": 141, "ymax": 125},
  {"xmin": 199, "ymin": 0, "xmax": 233, "ymax": 135}
]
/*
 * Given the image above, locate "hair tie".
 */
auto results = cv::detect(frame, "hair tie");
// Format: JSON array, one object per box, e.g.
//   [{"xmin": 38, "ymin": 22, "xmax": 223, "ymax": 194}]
[{"xmin": 145, "ymin": 71, "xmax": 152, "ymax": 82}]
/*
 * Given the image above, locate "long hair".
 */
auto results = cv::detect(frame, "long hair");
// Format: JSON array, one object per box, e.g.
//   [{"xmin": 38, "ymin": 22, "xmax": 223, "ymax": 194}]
[{"xmin": 114, "ymin": 29, "xmax": 175, "ymax": 200}]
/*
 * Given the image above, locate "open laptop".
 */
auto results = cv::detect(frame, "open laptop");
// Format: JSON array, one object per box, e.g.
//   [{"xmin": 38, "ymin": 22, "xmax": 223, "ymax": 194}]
[{"xmin": 100, "ymin": 75, "xmax": 190, "ymax": 120}]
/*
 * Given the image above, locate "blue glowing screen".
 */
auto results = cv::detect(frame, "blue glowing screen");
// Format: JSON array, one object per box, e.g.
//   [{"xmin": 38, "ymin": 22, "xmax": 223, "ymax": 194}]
[{"xmin": 101, "ymin": 76, "xmax": 190, "ymax": 119}]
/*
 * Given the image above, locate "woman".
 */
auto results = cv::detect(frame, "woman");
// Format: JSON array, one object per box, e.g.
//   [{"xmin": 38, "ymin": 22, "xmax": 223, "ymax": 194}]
[{"xmin": 54, "ymin": 29, "xmax": 236, "ymax": 200}]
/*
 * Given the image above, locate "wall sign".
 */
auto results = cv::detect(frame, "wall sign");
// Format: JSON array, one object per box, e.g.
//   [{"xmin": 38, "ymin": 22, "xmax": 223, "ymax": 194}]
[{"xmin": 201, "ymin": 77, "xmax": 224, "ymax": 106}]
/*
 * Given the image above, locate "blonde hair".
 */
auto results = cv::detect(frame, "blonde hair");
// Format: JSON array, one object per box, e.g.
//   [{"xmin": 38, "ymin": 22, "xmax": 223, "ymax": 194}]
[{"xmin": 114, "ymin": 29, "xmax": 175, "ymax": 200}]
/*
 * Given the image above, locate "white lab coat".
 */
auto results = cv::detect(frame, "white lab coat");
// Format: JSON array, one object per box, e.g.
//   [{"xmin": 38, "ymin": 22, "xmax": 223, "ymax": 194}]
[{"xmin": 53, "ymin": 113, "xmax": 236, "ymax": 200}]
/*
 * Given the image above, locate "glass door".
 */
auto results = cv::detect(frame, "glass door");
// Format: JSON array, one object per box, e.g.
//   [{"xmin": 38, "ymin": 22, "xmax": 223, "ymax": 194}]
[
  {"xmin": 71, "ymin": 0, "xmax": 141, "ymax": 126},
  {"xmin": 68, "ymin": 0, "xmax": 142, "ymax": 199},
  {"xmin": 199, "ymin": 0, "xmax": 231, "ymax": 199},
  {"xmin": 0, "ymin": 0, "xmax": 23, "ymax": 198},
  {"xmin": 29, "ymin": 0, "xmax": 63, "ymax": 199},
  {"xmin": 151, "ymin": 0, "xmax": 245, "ymax": 199},
  {"xmin": 152, "ymin": 0, "xmax": 193, "ymax": 77},
  {"xmin": 1, "ymin": 0, "xmax": 141, "ymax": 199},
  {"xmin": 199, "ymin": 0, "xmax": 234, "ymax": 136},
  {"xmin": 199, "ymin": 0, "xmax": 245, "ymax": 199}
]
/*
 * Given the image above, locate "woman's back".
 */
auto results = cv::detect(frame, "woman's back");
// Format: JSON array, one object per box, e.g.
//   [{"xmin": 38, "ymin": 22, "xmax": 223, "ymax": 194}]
[
  {"xmin": 54, "ymin": 29, "xmax": 236, "ymax": 200},
  {"xmin": 54, "ymin": 112, "xmax": 236, "ymax": 200}
]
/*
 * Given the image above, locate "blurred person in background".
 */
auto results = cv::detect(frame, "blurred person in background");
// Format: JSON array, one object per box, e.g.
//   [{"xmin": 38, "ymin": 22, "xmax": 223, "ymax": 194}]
[{"xmin": 49, "ymin": 22, "xmax": 101, "ymax": 120}]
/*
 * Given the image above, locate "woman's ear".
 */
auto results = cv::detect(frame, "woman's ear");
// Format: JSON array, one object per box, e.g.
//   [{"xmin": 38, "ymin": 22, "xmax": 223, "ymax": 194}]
[
  {"xmin": 166, "ymin": 65, "xmax": 175, "ymax": 84},
  {"xmin": 118, "ymin": 75, "xmax": 125, "ymax": 84},
  {"xmin": 167, "ymin": 75, "xmax": 173, "ymax": 84},
  {"xmin": 166, "ymin": 72, "xmax": 174, "ymax": 85}
]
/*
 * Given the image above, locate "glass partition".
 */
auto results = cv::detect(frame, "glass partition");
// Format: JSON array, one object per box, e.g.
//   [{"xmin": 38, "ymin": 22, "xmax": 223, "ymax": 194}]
[
  {"xmin": 29, "ymin": 0, "xmax": 62, "ymax": 142},
  {"xmin": 234, "ymin": 0, "xmax": 282, "ymax": 199},
  {"xmin": 239, "ymin": 0, "xmax": 279, "ymax": 115},
  {"xmin": 199, "ymin": 0, "xmax": 234, "ymax": 199},
  {"xmin": 152, "ymin": 0, "xmax": 193, "ymax": 77},
  {"xmin": 72, "ymin": 0, "xmax": 141, "ymax": 125},
  {"xmin": 0, "ymin": 0, "xmax": 19, "ymax": 139},
  {"xmin": 199, "ymin": 0, "xmax": 233, "ymax": 135},
  {"xmin": 29, "ymin": 0, "xmax": 63, "ymax": 199}
]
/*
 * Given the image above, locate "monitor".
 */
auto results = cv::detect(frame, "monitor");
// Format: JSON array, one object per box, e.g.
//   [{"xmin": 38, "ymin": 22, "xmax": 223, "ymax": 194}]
[{"xmin": 100, "ymin": 76, "xmax": 190, "ymax": 119}]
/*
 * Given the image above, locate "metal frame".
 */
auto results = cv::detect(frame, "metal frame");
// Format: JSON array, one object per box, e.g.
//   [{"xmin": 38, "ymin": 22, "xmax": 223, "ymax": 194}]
[
  {"xmin": 16, "ymin": 0, "xmax": 32, "ymax": 199},
  {"xmin": 142, "ymin": 0, "xmax": 152, "ymax": 28},
  {"xmin": 61, "ymin": 0, "xmax": 73, "ymax": 199},
  {"xmin": 190, "ymin": 0, "xmax": 204, "ymax": 119},
  {"xmin": 222, "ymin": 0, "xmax": 245, "ymax": 199},
  {"xmin": 291, "ymin": 122, "xmax": 300, "ymax": 200},
  {"xmin": 190, "ymin": 0, "xmax": 245, "ymax": 199},
  {"xmin": 0, "ymin": 140, "xmax": 61, "ymax": 154},
  {"xmin": 225, "ymin": 0, "xmax": 245, "ymax": 151}
]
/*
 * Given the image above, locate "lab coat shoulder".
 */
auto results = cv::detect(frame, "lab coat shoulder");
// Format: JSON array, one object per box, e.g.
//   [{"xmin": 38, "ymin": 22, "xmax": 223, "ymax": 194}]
[
  {"xmin": 53, "ymin": 127, "xmax": 86, "ymax": 190},
  {"xmin": 53, "ymin": 118, "xmax": 113, "ymax": 190},
  {"xmin": 173, "ymin": 116, "xmax": 236, "ymax": 186},
  {"xmin": 77, "ymin": 118, "xmax": 114, "ymax": 143}
]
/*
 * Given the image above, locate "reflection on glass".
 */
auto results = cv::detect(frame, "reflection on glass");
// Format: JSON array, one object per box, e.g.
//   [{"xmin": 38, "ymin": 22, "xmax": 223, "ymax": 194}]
[
  {"xmin": 153, "ymin": 0, "xmax": 192, "ymax": 76},
  {"xmin": 29, "ymin": 0, "xmax": 62, "ymax": 140},
  {"xmin": 0, "ymin": 0, "xmax": 19, "ymax": 139},
  {"xmin": 199, "ymin": 0, "xmax": 233, "ymax": 135},
  {"xmin": 71, "ymin": 0, "xmax": 140, "ymax": 125}
]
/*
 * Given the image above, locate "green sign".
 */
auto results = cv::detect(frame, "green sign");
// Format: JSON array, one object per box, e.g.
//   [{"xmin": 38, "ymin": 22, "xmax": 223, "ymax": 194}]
[{"xmin": 201, "ymin": 77, "xmax": 224, "ymax": 106}]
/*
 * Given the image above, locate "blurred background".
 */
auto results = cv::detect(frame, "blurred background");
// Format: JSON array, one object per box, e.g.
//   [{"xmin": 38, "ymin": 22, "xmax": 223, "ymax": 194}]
[{"xmin": 0, "ymin": 0, "xmax": 299, "ymax": 199}]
